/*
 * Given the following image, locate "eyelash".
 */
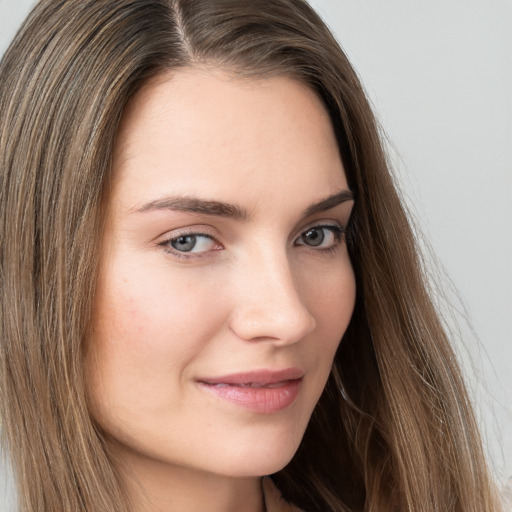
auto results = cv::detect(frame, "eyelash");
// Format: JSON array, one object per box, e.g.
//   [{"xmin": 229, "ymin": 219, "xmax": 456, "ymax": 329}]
[
  {"xmin": 158, "ymin": 230, "xmax": 220, "ymax": 260},
  {"xmin": 158, "ymin": 224, "xmax": 346, "ymax": 261},
  {"xmin": 294, "ymin": 224, "xmax": 345, "ymax": 254}
]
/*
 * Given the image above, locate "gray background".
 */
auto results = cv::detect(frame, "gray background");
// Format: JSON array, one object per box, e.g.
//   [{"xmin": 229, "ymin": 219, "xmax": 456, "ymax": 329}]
[{"xmin": 1, "ymin": 0, "xmax": 511, "ymax": 509}]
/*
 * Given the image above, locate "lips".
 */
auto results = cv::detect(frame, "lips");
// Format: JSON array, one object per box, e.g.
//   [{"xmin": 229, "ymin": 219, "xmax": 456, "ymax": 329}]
[
  {"xmin": 197, "ymin": 368, "xmax": 304, "ymax": 413},
  {"xmin": 199, "ymin": 368, "xmax": 304, "ymax": 386},
  {"xmin": 210, "ymin": 381, "xmax": 291, "ymax": 388}
]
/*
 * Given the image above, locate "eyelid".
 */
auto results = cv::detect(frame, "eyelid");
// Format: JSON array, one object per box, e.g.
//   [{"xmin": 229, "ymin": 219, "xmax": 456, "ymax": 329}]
[
  {"xmin": 293, "ymin": 221, "xmax": 346, "ymax": 252},
  {"xmin": 157, "ymin": 226, "xmax": 223, "ymax": 260},
  {"xmin": 295, "ymin": 218, "xmax": 344, "ymax": 236},
  {"xmin": 295, "ymin": 224, "xmax": 343, "ymax": 240}
]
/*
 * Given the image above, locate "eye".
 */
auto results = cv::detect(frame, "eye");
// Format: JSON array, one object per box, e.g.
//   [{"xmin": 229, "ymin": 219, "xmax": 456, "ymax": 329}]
[
  {"xmin": 160, "ymin": 232, "xmax": 221, "ymax": 257},
  {"xmin": 295, "ymin": 225, "xmax": 344, "ymax": 249}
]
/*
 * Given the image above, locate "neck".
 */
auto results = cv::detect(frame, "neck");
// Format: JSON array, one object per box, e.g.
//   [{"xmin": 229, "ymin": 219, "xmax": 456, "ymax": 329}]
[{"xmin": 111, "ymin": 446, "xmax": 265, "ymax": 512}]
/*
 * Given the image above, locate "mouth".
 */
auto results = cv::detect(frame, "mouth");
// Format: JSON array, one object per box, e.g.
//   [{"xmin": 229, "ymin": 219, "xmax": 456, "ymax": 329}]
[{"xmin": 197, "ymin": 368, "xmax": 304, "ymax": 413}]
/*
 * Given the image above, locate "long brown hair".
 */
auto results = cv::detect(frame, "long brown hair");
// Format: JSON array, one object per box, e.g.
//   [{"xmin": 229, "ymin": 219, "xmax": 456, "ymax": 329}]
[{"xmin": 0, "ymin": 1, "xmax": 501, "ymax": 511}]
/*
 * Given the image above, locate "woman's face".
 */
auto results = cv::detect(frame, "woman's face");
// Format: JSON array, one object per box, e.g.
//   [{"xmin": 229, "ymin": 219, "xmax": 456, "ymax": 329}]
[{"xmin": 87, "ymin": 68, "xmax": 356, "ymax": 480}]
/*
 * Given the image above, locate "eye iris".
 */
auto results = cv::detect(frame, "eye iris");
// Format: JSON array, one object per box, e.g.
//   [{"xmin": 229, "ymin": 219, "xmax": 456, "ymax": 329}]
[
  {"xmin": 303, "ymin": 228, "xmax": 324, "ymax": 246},
  {"xmin": 171, "ymin": 235, "xmax": 196, "ymax": 252}
]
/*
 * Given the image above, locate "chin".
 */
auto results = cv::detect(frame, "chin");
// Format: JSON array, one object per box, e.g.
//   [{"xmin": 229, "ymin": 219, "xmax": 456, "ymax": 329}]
[{"xmin": 212, "ymin": 429, "xmax": 304, "ymax": 478}]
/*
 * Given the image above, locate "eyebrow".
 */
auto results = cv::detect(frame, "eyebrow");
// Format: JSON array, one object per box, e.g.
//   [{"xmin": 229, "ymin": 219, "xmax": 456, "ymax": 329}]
[
  {"xmin": 135, "ymin": 196, "xmax": 249, "ymax": 220},
  {"xmin": 133, "ymin": 189, "xmax": 354, "ymax": 220},
  {"xmin": 301, "ymin": 189, "xmax": 354, "ymax": 217}
]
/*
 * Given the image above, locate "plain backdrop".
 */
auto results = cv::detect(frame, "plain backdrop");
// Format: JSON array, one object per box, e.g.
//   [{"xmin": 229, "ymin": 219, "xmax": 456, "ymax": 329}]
[{"xmin": 1, "ymin": 0, "xmax": 511, "ymax": 509}]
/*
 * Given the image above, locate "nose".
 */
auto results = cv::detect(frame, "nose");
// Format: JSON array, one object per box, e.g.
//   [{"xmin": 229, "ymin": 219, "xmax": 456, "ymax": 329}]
[{"xmin": 228, "ymin": 249, "xmax": 316, "ymax": 345}]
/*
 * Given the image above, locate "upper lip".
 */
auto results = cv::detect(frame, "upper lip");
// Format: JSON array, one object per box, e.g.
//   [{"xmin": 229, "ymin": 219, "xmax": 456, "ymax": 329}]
[{"xmin": 198, "ymin": 367, "xmax": 304, "ymax": 386}]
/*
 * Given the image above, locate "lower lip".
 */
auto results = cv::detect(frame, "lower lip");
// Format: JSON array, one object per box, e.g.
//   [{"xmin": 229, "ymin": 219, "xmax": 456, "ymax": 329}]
[{"xmin": 198, "ymin": 379, "xmax": 302, "ymax": 413}]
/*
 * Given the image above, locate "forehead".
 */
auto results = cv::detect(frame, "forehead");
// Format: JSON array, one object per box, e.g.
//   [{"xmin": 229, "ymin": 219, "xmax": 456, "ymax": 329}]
[{"xmin": 111, "ymin": 67, "xmax": 347, "ymax": 211}]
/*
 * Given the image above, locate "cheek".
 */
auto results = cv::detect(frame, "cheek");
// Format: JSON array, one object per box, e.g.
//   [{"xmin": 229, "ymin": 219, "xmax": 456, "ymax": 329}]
[
  {"xmin": 93, "ymin": 260, "xmax": 224, "ymax": 353},
  {"xmin": 85, "ymin": 262, "xmax": 228, "ymax": 422},
  {"xmin": 303, "ymin": 260, "xmax": 356, "ymax": 369}
]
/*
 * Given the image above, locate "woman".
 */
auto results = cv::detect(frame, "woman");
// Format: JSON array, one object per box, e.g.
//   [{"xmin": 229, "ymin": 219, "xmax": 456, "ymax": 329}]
[{"xmin": 0, "ymin": 1, "xmax": 502, "ymax": 511}]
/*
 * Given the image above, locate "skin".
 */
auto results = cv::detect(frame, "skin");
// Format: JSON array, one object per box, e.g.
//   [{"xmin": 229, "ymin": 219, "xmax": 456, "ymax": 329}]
[{"xmin": 87, "ymin": 68, "xmax": 356, "ymax": 512}]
